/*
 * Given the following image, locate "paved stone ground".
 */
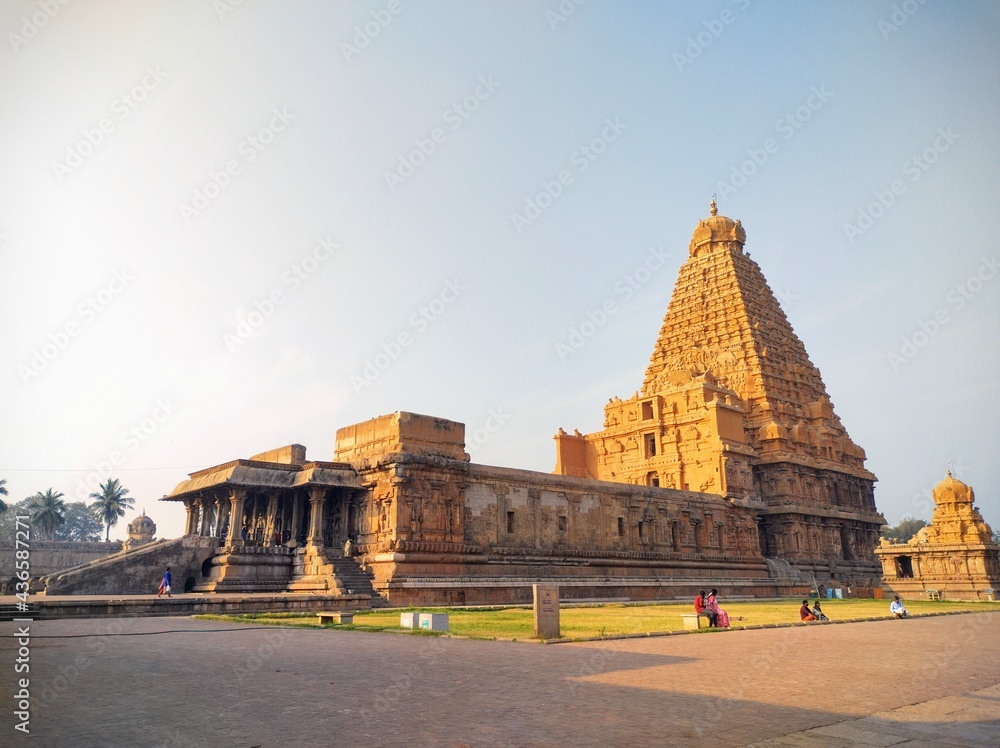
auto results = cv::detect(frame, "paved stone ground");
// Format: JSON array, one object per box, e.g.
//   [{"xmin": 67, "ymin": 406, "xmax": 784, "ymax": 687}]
[{"xmin": 1, "ymin": 612, "xmax": 998, "ymax": 747}]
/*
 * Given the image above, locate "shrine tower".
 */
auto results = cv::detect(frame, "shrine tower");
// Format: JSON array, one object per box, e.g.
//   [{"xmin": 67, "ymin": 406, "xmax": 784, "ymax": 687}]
[{"xmin": 554, "ymin": 201, "xmax": 884, "ymax": 580}]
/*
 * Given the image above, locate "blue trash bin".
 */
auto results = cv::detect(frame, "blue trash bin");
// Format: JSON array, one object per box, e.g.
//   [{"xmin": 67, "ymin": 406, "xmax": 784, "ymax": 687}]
[{"xmin": 826, "ymin": 588, "xmax": 834, "ymax": 599}]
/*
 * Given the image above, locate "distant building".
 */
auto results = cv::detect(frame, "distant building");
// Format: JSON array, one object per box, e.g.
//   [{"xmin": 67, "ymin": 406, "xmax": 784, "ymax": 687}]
[
  {"xmin": 123, "ymin": 510, "xmax": 157, "ymax": 551},
  {"xmin": 876, "ymin": 472, "xmax": 1000, "ymax": 601}
]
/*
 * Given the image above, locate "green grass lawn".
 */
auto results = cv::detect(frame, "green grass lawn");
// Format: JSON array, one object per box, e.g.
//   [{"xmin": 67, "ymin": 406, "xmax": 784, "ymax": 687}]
[{"xmin": 197, "ymin": 598, "xmax": 1000, "ymax": 641}]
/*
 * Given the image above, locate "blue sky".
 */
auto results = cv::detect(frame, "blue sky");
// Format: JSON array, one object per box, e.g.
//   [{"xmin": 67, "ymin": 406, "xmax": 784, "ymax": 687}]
[{"xmin": 2, "ymin": 0, "xmax": 998, "ymax": 540}]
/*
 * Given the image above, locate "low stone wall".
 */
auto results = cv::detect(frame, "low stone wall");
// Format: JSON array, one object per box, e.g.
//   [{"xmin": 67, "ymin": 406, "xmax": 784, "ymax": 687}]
[
  {"xmin": 25, "ymin": 592, "xmax": 371, "ymax": 620},
  {"xmin": 0, "ymin": 540, "xmax": 122, "ymax": 580}
]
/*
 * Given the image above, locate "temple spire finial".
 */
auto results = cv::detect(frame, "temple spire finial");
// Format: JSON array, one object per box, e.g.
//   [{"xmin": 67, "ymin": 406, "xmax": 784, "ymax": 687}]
[{"xmin": 710, "ymin": 195, "xmax": 718, "ymax": 216}]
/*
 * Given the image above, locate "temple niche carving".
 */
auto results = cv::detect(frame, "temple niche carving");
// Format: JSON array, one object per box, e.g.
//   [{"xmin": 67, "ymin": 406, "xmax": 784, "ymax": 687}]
[
  {"xmin": 877, "ymin": 472, "xmax": 1000, "ymax": 601},
  {"xmin": 554, "ymin": 201, "xmax": 884, "ymax": 581}
]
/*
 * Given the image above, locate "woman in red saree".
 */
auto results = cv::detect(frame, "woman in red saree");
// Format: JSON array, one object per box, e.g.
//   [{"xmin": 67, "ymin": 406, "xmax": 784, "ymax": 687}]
[{"xmin": 707, "ymin": 588, "xmax": 730, "ymax": 628}]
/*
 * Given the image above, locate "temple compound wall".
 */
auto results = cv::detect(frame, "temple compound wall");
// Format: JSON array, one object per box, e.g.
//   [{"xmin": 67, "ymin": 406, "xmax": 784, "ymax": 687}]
[
  {"xmin": 554, "ymin": 202, "xmax": 884, "ymax": 584},
  {"xmin": 876, "ymin": 472, "xmax": 1000, "ymax": 601},
  {"xmin": 155, "ymin": 412, "xmax": 804, "ymax": 605}
]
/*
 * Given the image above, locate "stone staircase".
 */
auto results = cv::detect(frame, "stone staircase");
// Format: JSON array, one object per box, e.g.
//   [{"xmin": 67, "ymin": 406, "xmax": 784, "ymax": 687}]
[
  {"xmin": 327, "ymin": 555, "xmax": 378, "ymax": 602},
  {"xmin": 287, "ymin": 546, "xmax": 378, "ymax": 602}
]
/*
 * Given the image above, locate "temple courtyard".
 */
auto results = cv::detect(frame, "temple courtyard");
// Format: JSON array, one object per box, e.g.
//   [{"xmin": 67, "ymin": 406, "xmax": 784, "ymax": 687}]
[{"xmin": 3, "ymin": 610, "xmax": 998, "ymax": 746}]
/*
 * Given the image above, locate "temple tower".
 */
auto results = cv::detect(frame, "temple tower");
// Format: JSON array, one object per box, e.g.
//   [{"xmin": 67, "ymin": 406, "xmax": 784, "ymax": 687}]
[
  {"xmin": 876, "ymin": 471, "xmax": 1000, "ymax": 600},
  {"xmin": 554, "ymin": 202, "xmax": 884, "ymax": 581}
]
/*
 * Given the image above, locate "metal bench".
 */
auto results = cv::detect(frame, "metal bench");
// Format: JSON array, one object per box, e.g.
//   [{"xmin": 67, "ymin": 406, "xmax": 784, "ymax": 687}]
[{"xmin": 926, "ymin": 589, "xmax": 941, "ymax": 601}]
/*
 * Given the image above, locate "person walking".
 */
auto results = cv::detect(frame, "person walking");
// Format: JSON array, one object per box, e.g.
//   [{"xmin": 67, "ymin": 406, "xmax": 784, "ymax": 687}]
[{"xmin": 158, "ymin": 567, "xmax": 172, "ymax": 598}]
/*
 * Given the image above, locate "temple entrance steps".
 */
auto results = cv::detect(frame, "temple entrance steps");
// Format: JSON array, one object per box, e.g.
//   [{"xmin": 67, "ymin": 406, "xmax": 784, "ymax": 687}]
[
  {"xmin": 326, "ymin": 555, "xmax": 379, "ymax": 603},
  {"xmin": 287, "ymin": 547, "xmax": 378, "ymax": 602}
]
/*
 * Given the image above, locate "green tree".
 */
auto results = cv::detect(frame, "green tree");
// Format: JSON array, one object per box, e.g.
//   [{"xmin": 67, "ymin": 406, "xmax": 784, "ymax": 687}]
[
  {"xmin": 882, "ymin": 516, "xmax": 928, "ymax": 543},
  {"xmin": 0, "ymin": 498, "xmax": 29, "ymax": 539},
  {"xmin": 52, "ymin": 501, "xmax": 104, "ymax": 541},
  {"xmin": 0, "ymin": 478, "xmax": 7, "ymax": 514},
  {"xmin": 28, "ymin": 489, "xmax": 67, "ymax": 539},
  {"xmin": 89, "ymin": 478, "xmax": 134, "ymax": 542}
]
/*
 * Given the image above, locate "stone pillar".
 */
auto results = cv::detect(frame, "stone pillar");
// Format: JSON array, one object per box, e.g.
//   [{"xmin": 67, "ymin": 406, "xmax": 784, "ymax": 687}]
[
  {"xmin": 289, "ymin": 492, "xmax": 303, "ymax": 543},
  {"xmin": 184, "ymin": 500, "xmax": 198, "ymax": 535},
  {"xmin": 199, "ymin": 497, "xmax": 213, "ymax": 536},
  {"xmin": 217, "ymin": 497, "xmax": 231, "ymax": 540},
  {"xmin": 263, "ymin": 492, "xmax": 279, "ymax": 546},
  {"xmin": 225, "ymin": 488, "xmax": 247, "ymax": 546},
  {"xmin": 307, "ymin": 486, "xmax": 326, "ymax": 547}
]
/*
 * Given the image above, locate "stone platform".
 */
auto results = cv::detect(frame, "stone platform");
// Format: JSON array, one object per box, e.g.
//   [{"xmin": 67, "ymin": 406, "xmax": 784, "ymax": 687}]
[
  {"xmin": 0, "ymin": 592, "xmax": 370, "ymax": 620},
  {"xmin": 2, "ymin": 611, "xmax": 997, "ymax": 746}
]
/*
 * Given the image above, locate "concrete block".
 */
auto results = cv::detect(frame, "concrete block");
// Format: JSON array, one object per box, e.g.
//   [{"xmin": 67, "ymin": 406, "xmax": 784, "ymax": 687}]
[{"xmin": 418, "ymin": 613, "xmax": 449, "ymax": 631}]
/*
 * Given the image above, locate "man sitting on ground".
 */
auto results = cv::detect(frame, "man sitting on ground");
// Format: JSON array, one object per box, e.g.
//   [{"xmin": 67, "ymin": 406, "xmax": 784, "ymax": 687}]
[
  {"xmin": 694, "ymin": 590, "xmax": 717, "ymax": 627},
  {"xmin": 811, "ymin": 601, "xmax": 829, "ymax": 621},
  {"xmin": 890, "ymin": 596, "xmax": 908, "ymax": 618},
  {"xmin": 800, "ymin": 600, "xmax": 818, "ymax": 621}
]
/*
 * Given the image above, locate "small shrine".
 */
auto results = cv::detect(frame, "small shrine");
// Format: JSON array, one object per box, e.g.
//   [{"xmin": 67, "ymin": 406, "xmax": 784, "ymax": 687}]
[
  {"xmin": 123, "ymin": 510, "xmax": 157, "ymax": 551},
  {"xmin": 876, "ymin": 471, "xmax": 1000, "ymax": 601}
]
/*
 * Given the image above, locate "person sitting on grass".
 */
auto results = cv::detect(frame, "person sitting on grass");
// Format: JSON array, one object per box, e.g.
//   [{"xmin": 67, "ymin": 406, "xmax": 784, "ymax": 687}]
[
  {"xmin": 811, "ymin": 601, "xmax": 828, "ymax": 621},
  {"xmin": 890, "ymin": 596, "xmax": 909, "ymax": 618},
  {"xmin": 800, "ymin": 600, "xmax": 818, "ymax": 621},
  {"xmin": 694, "ymin": 590, "xmax": 717, "ymax": 627}
]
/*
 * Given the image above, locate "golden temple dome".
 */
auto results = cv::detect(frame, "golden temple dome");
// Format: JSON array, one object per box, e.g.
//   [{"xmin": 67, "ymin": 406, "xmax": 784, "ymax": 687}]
[{"xmin": 689, "ymin": 198, "xmax": 747, "ymax": 256}]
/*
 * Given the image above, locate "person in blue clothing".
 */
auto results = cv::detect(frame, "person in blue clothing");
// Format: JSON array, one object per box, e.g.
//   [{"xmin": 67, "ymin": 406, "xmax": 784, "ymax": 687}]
[{"xmin": 158, "ymin": 567, "xmax": 172, "ymax": 598}]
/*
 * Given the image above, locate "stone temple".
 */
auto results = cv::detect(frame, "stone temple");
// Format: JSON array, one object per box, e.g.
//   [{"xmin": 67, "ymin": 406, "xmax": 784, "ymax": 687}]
[
  {"xmin": 554, "ymin": 200, "xmax": 884, "ymax": 582},
  {"xmin": 876, "ymin": 472, "xmax": 1000, "ymax": 601},
  {"xmin": 43, "ymin": 205, "xmax": 886, "ymax": 603}
]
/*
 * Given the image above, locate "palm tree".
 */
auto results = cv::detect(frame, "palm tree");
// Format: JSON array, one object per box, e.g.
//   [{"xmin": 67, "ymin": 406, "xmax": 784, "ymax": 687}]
[
  {"xmin": 89, "ymin": 478, "xmax": 134, "ymax": 542},
  {"xmin": 29, "ymin": 489, "xmax": 67, "ymax": 539},
  {"xmin": 0, "ymin": 478, "xmax": 8, "ymax": 514}
]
